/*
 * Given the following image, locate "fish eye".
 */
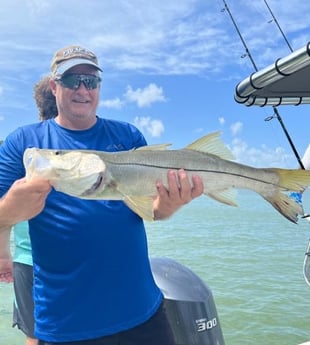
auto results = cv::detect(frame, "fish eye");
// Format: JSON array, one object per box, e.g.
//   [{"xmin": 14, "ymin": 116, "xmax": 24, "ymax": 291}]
[{"xmin": 55, "ymin": 151, "xmax": 61, "ymax": 155}]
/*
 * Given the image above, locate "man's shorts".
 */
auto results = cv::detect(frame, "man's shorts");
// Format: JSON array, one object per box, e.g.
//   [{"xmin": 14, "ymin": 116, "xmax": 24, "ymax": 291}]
[
  {"xmin": 12, "ymin": 262, "xmax": 35, "ymax": 338},
  {"xmin": 38, "ymin": 301, "xmax": 175, "ymax": 345}
]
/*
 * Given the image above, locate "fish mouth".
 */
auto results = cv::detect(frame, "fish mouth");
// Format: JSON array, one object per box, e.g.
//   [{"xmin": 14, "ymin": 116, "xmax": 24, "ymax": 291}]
[{"xmin": 81, "ymin": 173, "xmax": 104, "ymax": 196}]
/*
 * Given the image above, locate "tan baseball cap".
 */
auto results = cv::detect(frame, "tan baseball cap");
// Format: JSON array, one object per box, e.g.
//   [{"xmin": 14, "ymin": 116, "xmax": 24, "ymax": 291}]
[{"xmin": 51, "ymin": 45, "xmax": 102, "ymax": 76}]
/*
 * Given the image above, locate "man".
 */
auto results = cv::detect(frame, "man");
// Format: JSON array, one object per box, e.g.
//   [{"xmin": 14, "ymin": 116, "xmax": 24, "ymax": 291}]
[{"xmin": 0, "ymin": 45, "xmax": 203, "ymax": 345}]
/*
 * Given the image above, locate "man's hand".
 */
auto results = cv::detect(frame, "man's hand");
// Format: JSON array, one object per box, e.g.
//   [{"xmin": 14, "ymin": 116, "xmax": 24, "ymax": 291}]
[
  {"xmin": 0, "ymin": 177, "xmax": 52, "ymax": 229},
  {"xmin": 153, "ymin": 169, "xmax": 203, "ymax": 220}
]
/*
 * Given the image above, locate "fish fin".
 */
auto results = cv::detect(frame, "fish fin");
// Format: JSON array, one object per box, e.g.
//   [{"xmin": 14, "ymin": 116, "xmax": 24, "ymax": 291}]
[
  {"xmin": 136, "ymin": 144, "xmax": 172, "ymax": 151},
  {"xmin": 258, "ymin": 168, "xmax": 310, "ymax": 223},
  {"xmin": 271, "ymin": 168, "xmax": 310, "ymax": 192},
  {"xmin": 261, "ymin": 192, "xmax": 303, "ymax": 224},
  {"xmin": 206, "ymin": 188, "xmax": 238, "ymax": 207},
  {"xmin": 186, "ymin": 131, "xmax": 235, "ymax": 160},
  {"xmin": 124, "ymin": 196, "xmax": 155, "ymax": 221}
]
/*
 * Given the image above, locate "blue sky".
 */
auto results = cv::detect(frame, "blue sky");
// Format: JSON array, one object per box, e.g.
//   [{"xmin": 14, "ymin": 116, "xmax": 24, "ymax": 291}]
[{"xmin": 0, "ymin": 0, "xmax": 310, "ymax": 167}]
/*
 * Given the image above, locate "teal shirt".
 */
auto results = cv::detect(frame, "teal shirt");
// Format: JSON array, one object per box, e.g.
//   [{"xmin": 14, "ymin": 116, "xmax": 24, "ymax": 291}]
[{"xmin": 13, "ymin": 221, "xmax": 32, "ymax": 266}]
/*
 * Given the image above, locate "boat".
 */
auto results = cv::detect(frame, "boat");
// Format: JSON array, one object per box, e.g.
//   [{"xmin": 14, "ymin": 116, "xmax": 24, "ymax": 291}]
[
  {"xmin": 154, "ymin": 41, "xmax": 310, "ymax": 345},
  {"xmin": 234, "ymin": 41, "xmax": 310, "ymax": 289},
  {"xmin": 234, "ymin": 41, "xmax": 310, "ymax": 344},
  {"xmin": 234, "ymin": 42, "xmax": 310, "ymax": 107}
]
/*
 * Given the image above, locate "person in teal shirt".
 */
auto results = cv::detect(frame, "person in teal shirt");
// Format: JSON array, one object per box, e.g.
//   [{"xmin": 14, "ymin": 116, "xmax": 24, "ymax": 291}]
[
  {"xmin": 12, "ymin": 222, "xmax": 35, "ymax": 344},
  {"xmin": 13, "ymin": 222, "xmax": 32, "ymax": 265},
  {"xmin": 0, "ymin": 76, "xmax": 57, "ymax": 345}
]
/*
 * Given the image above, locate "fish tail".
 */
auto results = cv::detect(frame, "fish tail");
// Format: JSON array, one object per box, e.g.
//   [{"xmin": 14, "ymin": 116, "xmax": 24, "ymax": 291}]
[
  {"xmin": 272, "ymin": 168, "xmax": 310, "ymax": 192},
  {"xmin": 261, "ymin": 192, "xmax": 303, "ymax": 224},
  {"xmin": 261, "ymin": 168, "xmax": 310, "ymax": 223}
]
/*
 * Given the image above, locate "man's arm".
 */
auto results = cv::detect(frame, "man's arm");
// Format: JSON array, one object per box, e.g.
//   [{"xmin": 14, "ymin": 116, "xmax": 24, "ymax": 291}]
[
  {"xmin": 153, "ymin": 169, "xmax": 204, "ymax": 220},
  {"xmin": 0, "ymin": 177, "xmax": 51, "ymax": 281},
  {"xmin": 0, "ymin": 177, "xmax": 51, "ymax": 232}
]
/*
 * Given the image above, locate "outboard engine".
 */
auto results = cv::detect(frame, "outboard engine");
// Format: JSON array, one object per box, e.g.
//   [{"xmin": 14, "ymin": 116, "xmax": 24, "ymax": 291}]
[{"xmin": 150, "ymin": 257, "xmax": 225, "ymax": 345}]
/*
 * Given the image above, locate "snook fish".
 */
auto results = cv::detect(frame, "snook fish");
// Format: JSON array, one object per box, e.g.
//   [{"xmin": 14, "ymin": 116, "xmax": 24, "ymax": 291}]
[{"xmin": 23, "ymin": 131, "xmax": 310, "ymax": 223}]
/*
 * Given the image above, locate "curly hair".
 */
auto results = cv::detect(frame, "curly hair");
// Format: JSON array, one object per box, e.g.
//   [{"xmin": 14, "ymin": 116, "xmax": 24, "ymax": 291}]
[{"xmin": 33, "ymin": 76, "xmax": 57, "ymax": 120}]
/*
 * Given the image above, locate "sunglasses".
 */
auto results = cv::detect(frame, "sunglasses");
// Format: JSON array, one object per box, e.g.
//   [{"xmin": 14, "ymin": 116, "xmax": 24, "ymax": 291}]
[{"xmin": 55, "ymin": 74, "xmax": 102, "ymax": 90}]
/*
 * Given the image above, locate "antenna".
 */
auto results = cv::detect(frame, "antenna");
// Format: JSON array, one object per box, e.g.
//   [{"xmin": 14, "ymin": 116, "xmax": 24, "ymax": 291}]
[{"xmin": 221, "ymin": 0, "xmax": 304, "ymax": 169}]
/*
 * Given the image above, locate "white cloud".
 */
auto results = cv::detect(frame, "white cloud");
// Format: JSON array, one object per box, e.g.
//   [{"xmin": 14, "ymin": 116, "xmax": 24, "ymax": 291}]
[
  {"xmin": 134, "ymin": 116, "xmax": 164, "ymax": 138},
  {"xmin": 230, "ymin": 121, "xmax": 243, "ymax": 136},
  {"xmin": 0, "ymin": 1, "xmax": 309, "ymax": 78},
  {"xmin": 100, "ymin": 98, "xmax": 123, "ymax": 109},
  {"xmin": 230, "ymin": 137, "xmax": 295, "ymax": 168},
  {"xmin": 194, "ymin": 127, "xmax": 204, "ymax": 134},
  {"xmin": 27, "ymin": 0, "xmax": 50, "ymax": 15},
  {"xmin": 100, "ymin": 84, "xmax": 166, "ymax": 110},
  {"xmin": 218, "ymin": 117, "xmax": 225, "ymax": 125},
  {"xmin": 125, "ymin": 84, "xmax": 167, "ymax": 108}
]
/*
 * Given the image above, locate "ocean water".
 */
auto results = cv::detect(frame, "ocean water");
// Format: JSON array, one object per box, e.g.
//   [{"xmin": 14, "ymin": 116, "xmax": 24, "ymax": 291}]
[{"xmin": 0, "ymin": 190, "xmax": 309, "ymax": 345}]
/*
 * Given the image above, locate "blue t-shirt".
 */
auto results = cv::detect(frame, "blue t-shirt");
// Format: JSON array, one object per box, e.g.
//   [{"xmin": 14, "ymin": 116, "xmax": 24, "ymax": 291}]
[{"xmin": 0, "ymin": 118, "xmax": 163, "ymax": 342}]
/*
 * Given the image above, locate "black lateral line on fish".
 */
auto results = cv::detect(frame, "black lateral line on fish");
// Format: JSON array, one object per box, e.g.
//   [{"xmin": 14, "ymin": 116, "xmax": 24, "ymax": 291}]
[{"xmin": 108, "ymin": 162, "xmax": 290, "ymax": 190}]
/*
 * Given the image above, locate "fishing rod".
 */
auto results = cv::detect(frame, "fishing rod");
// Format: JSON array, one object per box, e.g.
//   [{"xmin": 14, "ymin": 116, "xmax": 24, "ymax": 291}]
[
  {"xmin": 263, "ymin": 0, "xmax": 293, "ymax": 53},
  {"xmin": 221, "ymin": 0, "xmax": 305, "ymax": 169},
  {"xmin": 221, "ymin": 0, "xmax": 258, "ymax": 71}
]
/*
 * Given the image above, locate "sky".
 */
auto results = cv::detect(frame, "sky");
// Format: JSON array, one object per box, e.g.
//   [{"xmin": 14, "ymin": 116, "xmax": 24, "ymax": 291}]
[{"xmin": 0, "ymin": 0, "xmax": 310, "ymax": 168}]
